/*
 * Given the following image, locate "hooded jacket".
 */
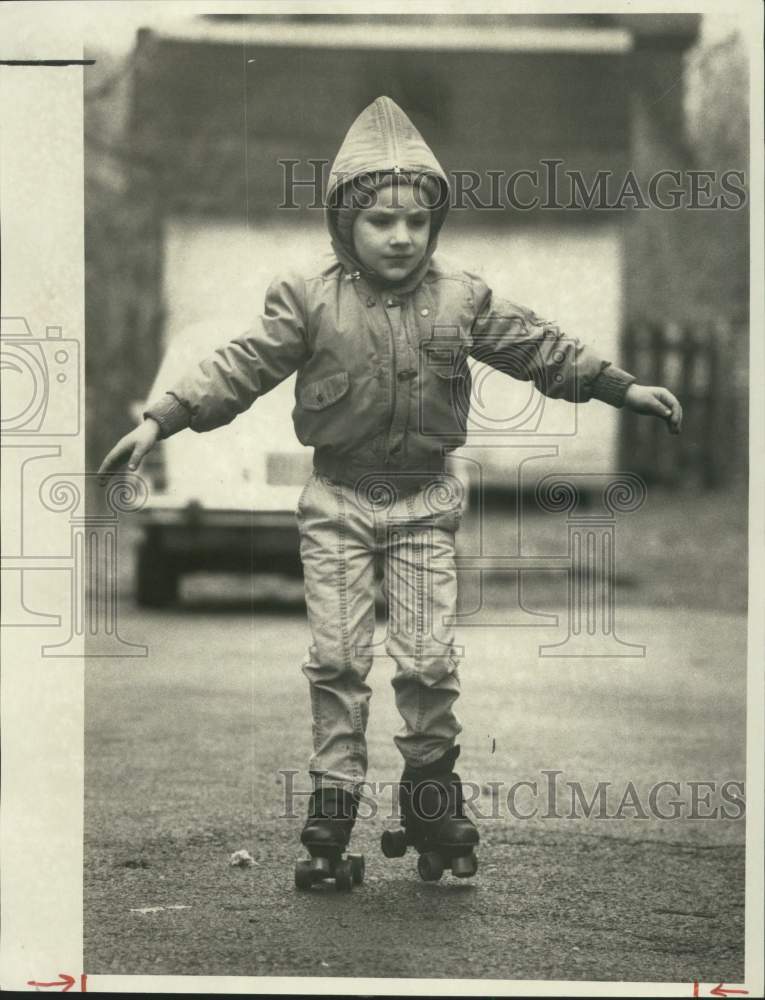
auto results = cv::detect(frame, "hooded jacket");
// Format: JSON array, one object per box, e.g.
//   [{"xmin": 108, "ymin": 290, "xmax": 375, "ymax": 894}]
[{"xmin": 144, "ymin": 96, "xmax": 636, "ymax": 489}]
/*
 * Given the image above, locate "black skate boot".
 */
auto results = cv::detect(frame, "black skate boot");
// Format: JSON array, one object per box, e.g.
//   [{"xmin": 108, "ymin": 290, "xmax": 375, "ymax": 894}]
[
  {"xmin": 380, "ymin": 745, "xmax": 479, "ymax": 881},
  {"xmin": 294, "ymin": 785, "xmax": 365, "ymax": 891}
]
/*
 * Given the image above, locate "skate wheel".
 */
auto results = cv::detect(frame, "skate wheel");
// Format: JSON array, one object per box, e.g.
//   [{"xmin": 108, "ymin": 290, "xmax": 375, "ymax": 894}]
[
  {"xmin": 452, "ymin": 852, "xmax": 478, "ymax": 878},
  {"xmin": 381, "ymin": 828, "xmax": 407, "ymax": 859},
  {"xmin": 295, "ymin": 859, "xmax": 314, "ymax": 890},
  {"xmin": 348, "ymin": 853, "xmax": 365, "ymax": 885},
  {"xmin": 309, "ymin": 856, "xmax": 331, "ymax": 878},
  {"xmin": 334, "ymin": 858, "xmax": 353, "ymax": 891},
  {"xmin": 417, "ymin": 851, "xmax": 444, "ymax": 882}
]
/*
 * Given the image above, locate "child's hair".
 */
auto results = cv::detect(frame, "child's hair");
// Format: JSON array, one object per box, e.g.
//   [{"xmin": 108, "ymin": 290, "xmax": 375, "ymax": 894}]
[{"xmin": 332, "ymin": 170, "xmax": 443, "ymax": 251}]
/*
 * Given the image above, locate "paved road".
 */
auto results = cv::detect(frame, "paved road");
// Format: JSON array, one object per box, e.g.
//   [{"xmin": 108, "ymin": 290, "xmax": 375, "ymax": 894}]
[{"xmin": 84, "ymin": 591, "xmax": 746, "ymax": 985}]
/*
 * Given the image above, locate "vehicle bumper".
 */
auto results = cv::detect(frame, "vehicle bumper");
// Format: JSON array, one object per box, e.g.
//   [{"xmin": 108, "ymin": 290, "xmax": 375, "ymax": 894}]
[{"xmin": 135, "ymin": 505, "xmax": 301, "ymax": 573}]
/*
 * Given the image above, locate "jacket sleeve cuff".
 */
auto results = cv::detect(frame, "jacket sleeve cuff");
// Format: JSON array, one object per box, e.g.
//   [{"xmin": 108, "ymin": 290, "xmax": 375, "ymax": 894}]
[
  {"xmin": 589, "ymin": 364, "xmax": 637, "ymax": 408},
  {"xmin": 142, "ymin": 392, "xmax": 192, "ymax": 439}
]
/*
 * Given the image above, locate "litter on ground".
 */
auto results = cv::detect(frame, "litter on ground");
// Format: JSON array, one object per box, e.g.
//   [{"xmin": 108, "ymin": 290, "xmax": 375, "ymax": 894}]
[{"xmin": 229, "ymin": 849, "xmax": 256, "ymax": 867}]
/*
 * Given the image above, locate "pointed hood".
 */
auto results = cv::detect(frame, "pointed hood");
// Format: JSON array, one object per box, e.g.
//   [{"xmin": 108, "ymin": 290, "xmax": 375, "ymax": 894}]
[{"xmin": 326, "ymin": 96, "xmax": 450, "ymax": 290}]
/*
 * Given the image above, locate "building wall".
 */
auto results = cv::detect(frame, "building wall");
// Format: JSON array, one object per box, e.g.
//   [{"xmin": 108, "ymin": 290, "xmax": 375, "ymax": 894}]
[{"xmin": 130, "ymin": 33, "xmax": 630, "ymax": 220}]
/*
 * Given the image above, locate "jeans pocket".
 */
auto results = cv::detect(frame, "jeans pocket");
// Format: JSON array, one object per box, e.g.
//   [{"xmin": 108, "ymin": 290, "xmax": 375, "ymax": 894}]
[{"xmin": 296, "ymin": 472, "xmax": 316, "ymax": 517}]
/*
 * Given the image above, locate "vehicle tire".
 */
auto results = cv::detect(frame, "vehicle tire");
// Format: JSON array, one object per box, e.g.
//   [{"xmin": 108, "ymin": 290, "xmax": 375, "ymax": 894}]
[{"xmin": 135, "ymin": 540, "xmax": 179, "ymax": 608}]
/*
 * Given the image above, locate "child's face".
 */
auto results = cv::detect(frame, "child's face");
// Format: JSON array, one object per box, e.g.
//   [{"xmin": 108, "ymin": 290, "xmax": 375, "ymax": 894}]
[{"xmin": 352, "ymin": 183, "xmax": 431, "ymax": 283}]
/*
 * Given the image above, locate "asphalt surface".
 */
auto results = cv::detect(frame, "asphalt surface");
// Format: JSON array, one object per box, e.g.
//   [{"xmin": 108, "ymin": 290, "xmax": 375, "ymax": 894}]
[{"xmin": 84, "ymin": 588, "xmax": 747, "ymax": 984}]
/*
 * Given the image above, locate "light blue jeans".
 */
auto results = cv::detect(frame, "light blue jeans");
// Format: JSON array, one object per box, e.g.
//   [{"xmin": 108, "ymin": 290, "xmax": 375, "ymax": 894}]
[{"xmin": 296, "ymin": 469, "xmax": 464, "ymax": 792}]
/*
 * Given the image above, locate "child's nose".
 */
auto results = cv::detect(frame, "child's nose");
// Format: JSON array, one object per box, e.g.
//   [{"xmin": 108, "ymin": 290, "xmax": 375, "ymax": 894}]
[{"xmin": 390, "ymin": 221, "xmax": 411, "ymax": 245}]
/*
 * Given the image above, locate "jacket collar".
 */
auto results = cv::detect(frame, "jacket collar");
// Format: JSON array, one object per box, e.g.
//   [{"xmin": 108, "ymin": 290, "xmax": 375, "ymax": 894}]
[{"xmin": 331, "ymin": 237, "xmax": 437, "ymax": 297}]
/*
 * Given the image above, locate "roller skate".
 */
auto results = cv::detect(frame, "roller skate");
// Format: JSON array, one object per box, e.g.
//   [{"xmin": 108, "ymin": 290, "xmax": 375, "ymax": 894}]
[
  {"xmin": 380, "ymin": 745, "xmax": 479, "ymax": 882},
  {"xmin": 294, "ymin": 785, "xmax": 365, "ymax": 891}
]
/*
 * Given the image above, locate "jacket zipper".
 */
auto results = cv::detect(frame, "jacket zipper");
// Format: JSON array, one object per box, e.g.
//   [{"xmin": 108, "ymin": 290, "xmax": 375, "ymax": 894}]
[
  {"xmin": 377, "ymin": 99, "xmax": 405, "ymax": 457},
  {"xmin": 384, "ymin": 299, "xmax": 419, "ymax": 460},
  {"xmin": 384, "ymin": 303, "xmax": 398, "ymax": 459}
]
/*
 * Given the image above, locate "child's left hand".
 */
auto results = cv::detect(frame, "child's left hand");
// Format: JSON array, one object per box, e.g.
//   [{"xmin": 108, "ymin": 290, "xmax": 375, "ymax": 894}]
[{"xmin": 623, "ymin": 384, "xmax": 683, "ymax": 434}]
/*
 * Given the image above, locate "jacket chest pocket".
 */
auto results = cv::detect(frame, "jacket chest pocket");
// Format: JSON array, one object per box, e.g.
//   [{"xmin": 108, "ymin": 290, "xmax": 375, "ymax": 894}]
[
  {"xmin": 299, "ymin": 370, "xmax": 350, "ymax": 410},
  {"xmin": 418, "ymin": 341, "xmax": 472, "ymax": 438},
  {"xmin": 421, "ymin": 341, "xmax": 471, "ymax": 381}
]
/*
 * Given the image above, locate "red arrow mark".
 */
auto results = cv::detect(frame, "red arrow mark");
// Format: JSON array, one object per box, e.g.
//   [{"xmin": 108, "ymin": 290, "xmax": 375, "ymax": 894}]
[
  {"xmin": 710, "ymin": 986, "xmax": 749, "ymax": 998},
  {"xmin": 26, "ymin": 973, "xmax": 76, "ymax": 992}
]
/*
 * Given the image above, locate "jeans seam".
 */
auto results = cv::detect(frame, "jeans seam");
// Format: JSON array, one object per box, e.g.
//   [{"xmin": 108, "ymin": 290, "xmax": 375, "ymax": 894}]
[
  {"xmin": 402, "ymin": 493, "xmax": 429, "ymax": 738},
  {"xmin": 334, "ymin": 480, "xmax": 363, "ymax": 781},
  {"xmin": 309, "ymin": 679, "xmax": 323, "ymax": 755}
]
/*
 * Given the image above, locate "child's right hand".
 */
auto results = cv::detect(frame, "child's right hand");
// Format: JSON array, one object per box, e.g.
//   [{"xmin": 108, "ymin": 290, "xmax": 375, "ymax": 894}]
[{"xmin": 98, "ymin": 418, "xmax": 161, "ymax": 484}]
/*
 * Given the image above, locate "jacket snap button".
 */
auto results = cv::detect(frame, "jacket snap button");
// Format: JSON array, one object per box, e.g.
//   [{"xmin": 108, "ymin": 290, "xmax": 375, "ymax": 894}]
[
  {"xmin": 367, "ymin": 297, "xmax": 376, "ymax": 307},
  {"xmin": 386, "ymin": 298, "xmax": 396, "ymax": 307},
  {"xmin": 420, "ymin": 308, "xmax": 429, "ymax": 316}
]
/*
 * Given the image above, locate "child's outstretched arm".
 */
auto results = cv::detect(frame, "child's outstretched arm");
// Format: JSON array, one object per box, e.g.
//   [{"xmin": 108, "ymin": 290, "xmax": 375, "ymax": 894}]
[
  {"xmin": 144, "ymin": 274, "xmax": 309, "ymax": 439},
  {"xmin": 97, "ymin": 274, "xmax": 309, "ymax": 477},
  {"xmin": 468, "ymin": 273, "xmax": 682, "ymax": 432}
]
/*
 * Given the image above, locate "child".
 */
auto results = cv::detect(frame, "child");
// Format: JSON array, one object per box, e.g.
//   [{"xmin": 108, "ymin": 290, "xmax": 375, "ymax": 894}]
[{"xmin": 99, "ymin": 96, "xmax": 682, "ymax": 888}]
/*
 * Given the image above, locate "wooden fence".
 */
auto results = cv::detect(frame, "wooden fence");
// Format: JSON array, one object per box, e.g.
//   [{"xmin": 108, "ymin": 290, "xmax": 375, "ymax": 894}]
[{"xmin": 619, "ymin": 318, "xmax": 748, "ymax": 488}]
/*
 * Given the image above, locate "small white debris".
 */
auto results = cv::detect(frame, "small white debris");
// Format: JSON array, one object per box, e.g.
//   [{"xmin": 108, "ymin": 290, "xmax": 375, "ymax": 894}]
[
  {"xmin": 229, "ymin": 849, "xmax": 256, "ymax": 867},
  {"xmin": 130, "ymin": 904, "xmax": 191, "ymax": 915}
]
